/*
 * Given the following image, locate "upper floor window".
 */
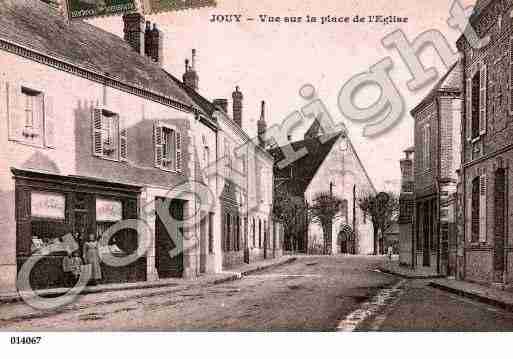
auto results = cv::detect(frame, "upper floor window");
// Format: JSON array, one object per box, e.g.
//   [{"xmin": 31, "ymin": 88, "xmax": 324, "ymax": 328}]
[
  {"xmin": 154, "ymin": 122, "xmax": 182, "ymax": 172},
  {"xmin": 467, "ymin": 63, "xmax": 487, "ymax": 141},
  {"xmin": 420, "ymin": 123, "xmax": 430, "ymax": 170},
  {"xmin": 92, "ymin": 109, "xmax": 127, "ymax": 161},
  {"xmin": 471, "ymin": 71, "xmax": 481, "ymax": 139},
  {"xmin": 7, "ymin": 84, "xmax": 55, "ymax": 148}
]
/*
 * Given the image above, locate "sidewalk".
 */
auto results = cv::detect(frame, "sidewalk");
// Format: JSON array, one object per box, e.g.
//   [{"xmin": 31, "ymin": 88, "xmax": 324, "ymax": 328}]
[
  {"xmin": 378, "ymin": 260, "xmax": 444, "ymax": 279},
  {"xmin": 430, "ymin": 278, "xmax": 513, "ymax": 312},
  {"xmin": 0, "ymin": 256, "xmax": 296, "ymax": 305}
]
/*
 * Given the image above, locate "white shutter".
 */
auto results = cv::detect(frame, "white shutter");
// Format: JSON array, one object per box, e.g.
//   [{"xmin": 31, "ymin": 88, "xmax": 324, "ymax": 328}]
[
  {"xmin": 479, "ymin": 173, "xmax": 487, "ymax": 243},
  {"xmin": 44, "ymin": 94, "xmax": 56, "ymax": 148},
  {"xmin": 119, "ymin": 116, "xmax": 128, "ymax": 162},
  {"xmin": 92, "ymin": 108, "xmax": 103, "ymax": 157},
  {"xmin": 479, "ymin": 63, "xmax": 487, "ymax": 135},
  {"xmin": 7, "ymin": 81, "xmax": 23, "ymax": 140},
  {"xmin": 154, "ymin": 122, "xmax": 163, "ymax": 168},
  {"xmin": 466, "ymin": 78, "xmax": 472, "ymax": 142},
  {"xmin": 175, "ymin": 131, "xmax": 182, "ymax": 172}
]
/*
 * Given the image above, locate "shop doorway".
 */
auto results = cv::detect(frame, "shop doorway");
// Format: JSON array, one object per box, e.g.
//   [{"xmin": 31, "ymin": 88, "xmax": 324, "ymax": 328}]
[
  {"xmin": 199, "ymin": 211, "xmax": 207, "ymax": 274},
  {"xmin": 155, "ymin": 198, "xmax": 184, "ymax": 278}
]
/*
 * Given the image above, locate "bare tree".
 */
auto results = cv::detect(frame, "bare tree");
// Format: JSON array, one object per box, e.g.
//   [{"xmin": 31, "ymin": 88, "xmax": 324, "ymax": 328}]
[
  {"xmin": 273, "ymin": 189, "xmax": 307, "ymax": 253},
  {"xmin": 309, "ymin": 192, "xmax": 344, "ymax": 255},
  {"xmin": 358, "ymin": 191, "xmax": 399, "ymax": 255}
]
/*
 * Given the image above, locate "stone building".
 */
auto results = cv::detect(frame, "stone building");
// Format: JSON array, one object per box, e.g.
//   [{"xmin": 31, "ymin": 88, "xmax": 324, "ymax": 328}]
[
  {"xmin": 0, "ymin": 0, "xmax": 279, "ymax": 292},
  {"xmin": 170, "ymin": 60, "xmax": 279, "ymax": 270},
  {"xmin": 455, "ymin": 0, "xmax": 513, "ymax": 284},
  {"xmin": 410, "ymin": 61, "xmax": 463, "ymax": 276},
  {"xmin": 270, "ymin": 119, "xmax": 375, "ymax": 255},
  {"xmin": 398, "ymin": 147, "xmax": 414, "ymax": 266}
]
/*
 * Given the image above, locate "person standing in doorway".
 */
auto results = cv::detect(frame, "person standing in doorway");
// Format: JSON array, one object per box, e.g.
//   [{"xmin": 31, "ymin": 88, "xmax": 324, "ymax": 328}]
[{"xmin": 83, "ymin": 234, "xmax": 102, "ymax": 285}]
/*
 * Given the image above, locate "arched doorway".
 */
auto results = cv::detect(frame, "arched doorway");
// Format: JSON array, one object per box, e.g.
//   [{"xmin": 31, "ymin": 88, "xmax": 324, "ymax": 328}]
[{"xmin": 338, "ymin": 224, "xmax": 354, "ymax": 254}]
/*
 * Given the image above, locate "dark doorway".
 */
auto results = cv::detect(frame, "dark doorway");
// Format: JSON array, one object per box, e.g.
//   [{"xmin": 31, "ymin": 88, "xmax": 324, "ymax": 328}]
[
  {"xmin": 494, "ymin": 168, "xmax": 506, "ymax": 282},
  {"xmin": 155, "ymin": 198, "xmax": 184, "ymax": 278}
]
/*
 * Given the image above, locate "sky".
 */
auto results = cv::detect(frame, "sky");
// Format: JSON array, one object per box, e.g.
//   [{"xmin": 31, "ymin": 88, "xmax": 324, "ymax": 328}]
[{"xmin": 89, "ymin": 0, "xmax": 475, "ymax": 192}]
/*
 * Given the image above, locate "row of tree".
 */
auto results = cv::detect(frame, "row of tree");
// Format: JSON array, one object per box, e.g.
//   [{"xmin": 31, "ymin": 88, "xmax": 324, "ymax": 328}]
[{"xmin": 273, "ymin": 188, "xmax": 398, "ymax": 255}]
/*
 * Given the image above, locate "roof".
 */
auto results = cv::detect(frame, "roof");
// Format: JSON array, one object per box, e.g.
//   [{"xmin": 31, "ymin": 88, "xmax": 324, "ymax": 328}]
[
  {"xmin": 270, "ymin": 133, "xmax": 342, "ymax": 197},
  {"xmin": 166, "ymin": 72, "xmax": 217, "ymax": 116},
  {"xmin": 0, "ymin": 0, "xmax": 196, "ymax": 110},
  {"xmin": 270, "ymin": 118, "xmax": 376, "ymax": 197},
  {"xmin": 410, "ymin": 61, "xmax": 463, "ymax": 115}
]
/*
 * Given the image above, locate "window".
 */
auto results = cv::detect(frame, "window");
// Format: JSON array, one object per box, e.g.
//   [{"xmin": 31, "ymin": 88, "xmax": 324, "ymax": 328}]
[
  {"xmin": 92, "ymin": 109, "xmax": 127, "ymax": 161},
  {"xmin": 252, "ymin": 218, "xmax": 256, "ymax": 247},
  {"xmin": 154, "ymin": 123, "xmax": 182, "ymax": 172},
  {"xmin": 8, "ymin": 85, "xmax": 55, "ymax": 147},
  {"xmin": 471, "ymin": 71, "xmax": 481, "ymax": 139},
  {"xmin": 471, "ymin": 177, "xmax": 480, "ymax": 243},
  {"xmin": 208, "ymin": 212, "xmax": 214, "ymax": 254},
  {"xmin": 420, "ymin": 123, "xmax": 430, "ymax": 170},
  {"xmin": 259, "ymin": 219, "xmax": 262, "ymax": 248}
]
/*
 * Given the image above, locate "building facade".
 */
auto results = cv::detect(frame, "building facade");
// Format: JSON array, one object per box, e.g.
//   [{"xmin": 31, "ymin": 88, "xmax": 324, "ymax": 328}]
[
  {"xmin": 410, "ymin": 62, "xmax": 463, "ymax": 276},
  {"xmin": 398, "ymin": 147, "xmax": 414, "ymax": 266},
  {"xmin": 0, "ymin": 0, "xmax": 279, "ymax": 292},
  {"xmin": 456, "ymin": 0, "xmax": 513, "ymax": 285}
]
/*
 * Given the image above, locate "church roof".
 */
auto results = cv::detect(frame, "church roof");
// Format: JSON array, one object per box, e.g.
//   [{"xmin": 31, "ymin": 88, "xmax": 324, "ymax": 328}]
[
  {"xmin": 270, "ymin": 119, "xmax": 376, "ymax": 197},
  {"xmin": 0, "ymin": 0, "xmax": 197, "ymax": 111}
]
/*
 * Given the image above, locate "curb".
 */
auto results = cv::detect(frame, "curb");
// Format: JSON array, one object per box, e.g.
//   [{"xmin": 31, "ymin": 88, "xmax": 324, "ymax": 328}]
[
  {"xmin": 0, "ymin": 257, "xmax": 296, "ymax": 305},
  {"xmin": 429, "ymin": 281, "xmax": 513, "ymax": 312},
  {"xmin": 378, "ymin": 267, "xmax": 445, "ymax": 280},
  {"xmin": 240, "ymin": 257, "xmax": 297, "ymax": 277}
]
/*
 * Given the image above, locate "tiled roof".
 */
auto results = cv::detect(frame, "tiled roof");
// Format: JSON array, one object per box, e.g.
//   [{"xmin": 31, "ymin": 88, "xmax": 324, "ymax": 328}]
[
  {"xmin": 0, "ymin": 0, "xmax": 196, "ymax": 110},
  {"xmin": 165, "ymin": 72, "xmax": 217, "ymax": 116},
  {"xmin": 411, "ymin": 61, "xmax": 463, "ymax": 115}
]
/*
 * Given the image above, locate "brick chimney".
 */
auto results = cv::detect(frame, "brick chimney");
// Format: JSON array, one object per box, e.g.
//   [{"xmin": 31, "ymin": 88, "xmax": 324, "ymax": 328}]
[
  {"xmin": 257, "ymin": 100, "xmax": 267, "ymax": 146},
  {"xmin": 400, "ymin": 148, "xmax": 414, "ymax": 193},
  {"xmin": 183, "ymin": 49, "xmax": 199, "ymax": 90},
  {"xmin": 123, "ymin": 13, "xmax": 145, "ymax": 55},
  {"xmin": 232, "ymin": 86, "xmax": 243, "ymax": 126},
  {"xmin": 213, "ymin": 99, "xmax": 228, "ymax": 113},
  {"xmin": 144, "ymin": 21, "xmax": 162, "ymax": 65}
]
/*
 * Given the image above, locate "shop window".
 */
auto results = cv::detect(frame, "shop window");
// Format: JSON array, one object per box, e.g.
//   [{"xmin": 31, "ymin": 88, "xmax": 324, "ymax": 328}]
[
  {"xmin": 95, "ymin": 198, "xmax": 130, "ymax": 256},
  {"xmin": 259, "ymin": 219, "xmax": 262, "ymax": 248},
  {"xmin": 92, "ymin": 109, "xmax": 127, "ymax": 161},
  {"xmin": 252, "ymin": 218, "xmax": 256, "ymax": 247},
  {"xmin": 29, "ymin": 192, "xmax": 68, "ymax": 255}
]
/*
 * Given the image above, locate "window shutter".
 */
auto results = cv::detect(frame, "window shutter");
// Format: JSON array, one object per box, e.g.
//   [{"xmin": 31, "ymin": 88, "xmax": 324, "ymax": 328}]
[
  {"xmin": 466, "ymin": 78, "xmax": 472, "ymax": 141},
  {"xmin": 479, "ymin": 63, "xmax": 487, "ymax": 135},
  {"xmin": 479, "ymin": 173, "xmax": 487, "ymax": 243},
  {"xmin": 119, "ymin": 116, "xmax": 128, "ymax": 162},
  {"xmin": 175, "ymin": 131, "xmax": 182, "ymax": 172},
  {"xmin": 154, "ymin": 122, "xmax": 163, "ymax": 168},
  {"xmin": 92, "ymin": 108, "xmax": 103, "ymax": 156},
  {"xmin": 467, "ymin": 191, "xmax": 472, "ymax": 242},
  {"xmin": 44, "ymin": 94, "xmax": 56, "ymax": 148},
  {"xmin": 7, "ymin": 81, "xmax": 23, "ymax": 140}
]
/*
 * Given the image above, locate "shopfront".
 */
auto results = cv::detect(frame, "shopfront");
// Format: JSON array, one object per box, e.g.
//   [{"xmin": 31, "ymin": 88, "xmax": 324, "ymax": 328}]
[{"xmin": 13, "ymin": 168, "xmax": 145, "ymax": 290}]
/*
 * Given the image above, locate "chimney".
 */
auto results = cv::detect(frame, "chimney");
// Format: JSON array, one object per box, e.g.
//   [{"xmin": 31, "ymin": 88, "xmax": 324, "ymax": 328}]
[
  {"xmin": 213, "ymin": 99, "xmax": 228, "ymax": 113},
  {"xmin": 183, "ymin": 49, "xmax": 199, "ymax": 90},
  {"xmin": 232, "ymin": 86, "xmax": 243, "ymax": 127},
  {"xmin": 257, "ymin": 100, "xmax": 267, "ymax": 146},
  {"xmin": 144, "ymin": 22, "xmax": 162, "ymax": 65},
  {"xmin": 123, "ymin": 13, "xmax": 145, "ymax": 55}
]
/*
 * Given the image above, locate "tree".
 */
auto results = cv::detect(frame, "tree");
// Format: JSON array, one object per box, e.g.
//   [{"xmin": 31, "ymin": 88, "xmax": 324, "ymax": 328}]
[
  {"xmin": 358, "ymin": 191, "xmax": 399, "ymax": 255},
  {"xmin": 273, "ymin": 189, "xmax": 307, "ymax": 253},
  {"xmin": 309, "ymin": 191, "xmax": 344, "ymax": 255}
]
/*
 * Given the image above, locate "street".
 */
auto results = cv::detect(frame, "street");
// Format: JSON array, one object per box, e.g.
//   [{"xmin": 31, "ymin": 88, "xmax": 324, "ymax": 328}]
[{"xmin": 2, "ymin": 255, "xmax": 513, "ymax": 331}]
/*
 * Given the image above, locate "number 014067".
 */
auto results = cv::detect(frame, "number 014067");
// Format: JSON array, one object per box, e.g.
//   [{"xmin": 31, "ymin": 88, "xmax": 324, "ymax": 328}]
[{"xmin": 10, "ymin": 336, "xmax": 42, "ymax": 344}]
